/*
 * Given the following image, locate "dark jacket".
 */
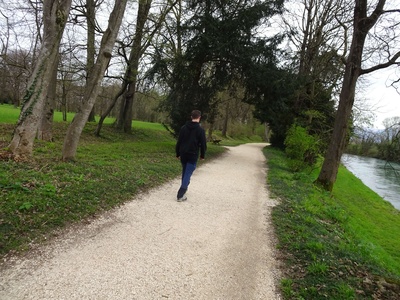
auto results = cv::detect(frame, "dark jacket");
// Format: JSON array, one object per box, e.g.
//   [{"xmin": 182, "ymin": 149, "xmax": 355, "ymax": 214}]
[{"xmin": 175, "ymin": 121, "xmax": 207, "ymax": 161}]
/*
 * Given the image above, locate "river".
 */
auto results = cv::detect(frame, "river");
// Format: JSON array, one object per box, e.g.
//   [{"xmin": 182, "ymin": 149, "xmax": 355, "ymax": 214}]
[{"xmin": 341, "ymin": 154, "xmax": 400, "ymax": 210}]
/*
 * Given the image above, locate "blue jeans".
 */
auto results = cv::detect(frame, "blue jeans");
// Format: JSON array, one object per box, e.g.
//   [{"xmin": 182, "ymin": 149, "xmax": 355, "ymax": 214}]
[{"xmin": 177, "ymin": 159, "xmax": 197, "ymax": 198}]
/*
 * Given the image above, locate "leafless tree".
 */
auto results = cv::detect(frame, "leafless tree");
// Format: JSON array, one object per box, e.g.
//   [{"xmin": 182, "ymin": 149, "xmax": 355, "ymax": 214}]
[
  {"xmin": 62, "ymin": 0, "xmax": 128, "ymax": 161},
  {"xmin": 116, "ymin": 0, "xmax": 153, "ymax": 133},
  {"xmin": 316, "ymin": 0, "xmax": 400, "ymax": 190},
  {"xmin": 95, "ymin": 0, "xmax": 179, "ymax": 136},
  {"xmin": 9, "ymin": 0, "xmax": 73, "ymax": 158},
  {"xmin": 73, "ymin": 0, "xmax": 106, "ymax": 122},
  {"xmin": 284, "ymin": 0, "xmax": 350, "ymax": 78},
  {"xmin": 0, "ymin": 1, "xmax": 41, "ymax": 106}
]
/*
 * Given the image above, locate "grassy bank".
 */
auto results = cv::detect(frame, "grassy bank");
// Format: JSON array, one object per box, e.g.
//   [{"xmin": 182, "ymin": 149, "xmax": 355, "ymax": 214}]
[
  {"xmin": 0, "ymin": 118, "xmax": 227, "ymax": 257},
  {"xmin": 265, "ymin": 147, "xmax": 400, "ymax": 299}
]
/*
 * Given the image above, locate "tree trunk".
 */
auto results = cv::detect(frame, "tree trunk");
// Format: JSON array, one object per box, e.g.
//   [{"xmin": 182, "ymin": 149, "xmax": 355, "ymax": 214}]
[
  {"xmin": 96, "ymin": 0, "xmax": 177, "ymax": 136},
  {"xmin": 222, "ymin": 100, "xmax": 230, "ymax": 138},
  {"xmin": 61, "ymin": 79, "xmax": 68, "ymax": 121},
  {"xmin": 37, "ymin": 53, "xmax": 59, "ymax": 141},
  {"xmin": 62, "ymin": 0, "xmax": 128, "ymax": 161},
  {"xmin": 264, "ymin": 123, "xmax": 270, "ymax": 142},
  {"xmin": 118, "ymin": 0, "xmax": 152, "ymax": 133},
  {"xmin": 86, "ymin": 0, "xmax": 96, "ymax": 123},
  {"xmin": 94, "ymin": 84, "xmax": 126, "ymax": 136},
  {"xmin": 207, "ymin": 124, "xmax": 214, "ymax": 141},
  {"xmin": 316, "ymin": 73, "xmax": 358, "ymax": 190},
  {"xmin": 9, "ymin": 0, "xmax": 72, "ymax": 158},
  {"xmin": 316, "ymin": 0, "xmax": 385, "ymax": 190}
]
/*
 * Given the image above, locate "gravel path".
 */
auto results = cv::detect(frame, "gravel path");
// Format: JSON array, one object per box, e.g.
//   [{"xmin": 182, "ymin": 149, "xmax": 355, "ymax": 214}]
[{"xmin": 0, "ymin": 143, "xmax": 281, "ymax": 299}]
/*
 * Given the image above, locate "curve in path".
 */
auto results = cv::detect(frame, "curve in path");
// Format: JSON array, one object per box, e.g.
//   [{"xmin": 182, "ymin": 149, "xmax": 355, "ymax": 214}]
[{"xmin": 0, "ymin": 143, "xmax": 281, "ymax": 299}]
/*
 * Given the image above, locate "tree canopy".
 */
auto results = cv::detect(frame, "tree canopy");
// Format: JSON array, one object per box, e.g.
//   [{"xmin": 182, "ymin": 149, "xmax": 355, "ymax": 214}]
[{"xmin": 148, "ymin": 0, "xmax": 285, "ymax": 135}]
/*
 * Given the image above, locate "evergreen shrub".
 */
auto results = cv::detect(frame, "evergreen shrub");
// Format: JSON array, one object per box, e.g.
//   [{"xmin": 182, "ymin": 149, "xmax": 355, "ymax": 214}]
[{"xmin": 284, "ymin": 124, "xmax": 319, "ymax": 172}]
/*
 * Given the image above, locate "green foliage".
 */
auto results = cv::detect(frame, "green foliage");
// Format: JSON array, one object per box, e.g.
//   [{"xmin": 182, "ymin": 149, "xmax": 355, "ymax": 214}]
[
  {"xmin": 245, "ymin": 68, "xmax": 299, "ymax": 147},
  {"xmin": 225, "ymin": 121, "xmax": 264, "ymax": 140},
  {"xmin": 284, "ymin": 124, "xmax": 319, "ymax": 172},
  {"xmin": 149, "ymin": 1, "xmax": 285, "ymax": 136},
  {"xmin": 346, "ymin": 142, "xmax": 380, "ymax": 158},
  {"xmin": 378, "ymin": 135, "xmax": 400, "ymax": 164},
  {"xmin": 248, "ymin": 72, "xmax": 336, "ymax": 149},
  {"xmin": 265, "ymin": 147, "xmax": 400, "ymax": 299}
]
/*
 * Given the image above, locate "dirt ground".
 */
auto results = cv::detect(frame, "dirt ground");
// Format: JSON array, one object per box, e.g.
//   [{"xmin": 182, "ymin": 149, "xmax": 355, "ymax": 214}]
[{"xmin": 0, "ymin": 143, "xmax": 281, "ymax": 299}]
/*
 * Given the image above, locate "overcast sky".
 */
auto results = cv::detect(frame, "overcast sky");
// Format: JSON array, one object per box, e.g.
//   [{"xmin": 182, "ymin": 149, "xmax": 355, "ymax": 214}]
[{"xmin": 364, "ymin": 67, "xmax": 400, "ymax": 129}]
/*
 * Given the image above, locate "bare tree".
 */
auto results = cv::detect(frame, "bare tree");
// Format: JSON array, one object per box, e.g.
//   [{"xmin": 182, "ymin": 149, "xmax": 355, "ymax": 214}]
[
  {"xmin": 73, "ymin": 0, "xmax": 104, "ymax": 122},
  {"xmin": 281, "ymin": 0, "xmax": 350, "ymax": 142},
  {"xmin": 284, "ymin": 0, "xmax": 349, "ymax": 77},
  {"xmin": 316, "ymin": 0, "xmax": 400, "ymax": 190},
  {"xmin": 95, "ymin": 0, "xmax": 178, "ymax": 136},
  {"xmin": 116, "ymin": 0, "xmax": 153, "ymax": 133},
  {"xmin": 0, "ymin": 49, "xmax": 32, "ymax": 106},
  {"xmin": 86, "ymin": 0, "xmax": 97, "ymax": 122},
  {"xmin": 0, "ymin": 1, "xmax": 42, "ymax": 106},
  {"xmin": 9, "ymin": 0, "xmax": 73, "ymax": 158},
  {"xmin": 62, "ymin": 0, "xmax": 128, "ymax": 161},
  {"xmin": 0, "ymin": 10, "xmax": 11, "ymax": 103}
]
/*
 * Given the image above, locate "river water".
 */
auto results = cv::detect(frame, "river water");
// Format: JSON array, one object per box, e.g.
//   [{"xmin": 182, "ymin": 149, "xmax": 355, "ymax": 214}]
[{"xmin": 341, "ymin": 154, "xmax": 400, "ymax": 210}]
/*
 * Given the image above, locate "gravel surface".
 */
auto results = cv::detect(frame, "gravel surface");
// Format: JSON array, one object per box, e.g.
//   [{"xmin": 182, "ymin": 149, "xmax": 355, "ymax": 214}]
[{"xmin": 0, "ymin": 143, "xmax": 281, "ymax": 299}]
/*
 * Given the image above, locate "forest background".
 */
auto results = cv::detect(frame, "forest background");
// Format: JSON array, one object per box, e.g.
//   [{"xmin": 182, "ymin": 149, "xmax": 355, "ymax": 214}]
[{"xmin": 1, "ymin": 0, "xmax": 400, "ymax": 190}]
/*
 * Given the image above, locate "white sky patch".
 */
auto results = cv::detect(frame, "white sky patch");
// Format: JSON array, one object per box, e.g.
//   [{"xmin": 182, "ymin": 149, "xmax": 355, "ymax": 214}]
[{"xmin": 364, "ymin": 67, "xmax": 400, "ymax": 129}]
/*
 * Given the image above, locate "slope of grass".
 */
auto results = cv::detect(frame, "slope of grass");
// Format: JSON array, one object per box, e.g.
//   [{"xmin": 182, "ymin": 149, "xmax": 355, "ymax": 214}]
[
  {"xmin": 265, "ymin": 147, "xmax": 400, "ymax": 299},
  {"xmin": 333, "ymin": 166, "xmax": 400, "ymax": 274}
]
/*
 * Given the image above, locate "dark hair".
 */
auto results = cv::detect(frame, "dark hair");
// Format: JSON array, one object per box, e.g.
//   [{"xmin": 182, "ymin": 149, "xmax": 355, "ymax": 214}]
[{"xmin": 191, "ymin": 110, "xmax": 201, "ymax": 119}]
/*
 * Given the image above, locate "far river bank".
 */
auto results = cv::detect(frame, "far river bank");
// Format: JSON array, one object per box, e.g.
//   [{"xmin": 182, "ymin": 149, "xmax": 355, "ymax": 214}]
[{"xmin": 342, "ymin": 154, "xmax": 400, "ymax": 210}]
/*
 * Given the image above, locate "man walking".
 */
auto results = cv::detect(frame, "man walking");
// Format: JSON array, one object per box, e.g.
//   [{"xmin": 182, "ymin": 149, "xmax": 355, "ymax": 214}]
[{"xmin": 175, "ymin": 110, "xmax": 207, "ymax": 202}]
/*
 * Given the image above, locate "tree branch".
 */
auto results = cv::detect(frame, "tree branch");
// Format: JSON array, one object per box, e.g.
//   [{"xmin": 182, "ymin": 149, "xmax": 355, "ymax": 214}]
[
  {"xmin": 360, "ymin": 51, "xmax": 400, "ymax": 75},
  {"xmin": 382, "ymin": 9, "xmax": 400, "ymax": 14}
]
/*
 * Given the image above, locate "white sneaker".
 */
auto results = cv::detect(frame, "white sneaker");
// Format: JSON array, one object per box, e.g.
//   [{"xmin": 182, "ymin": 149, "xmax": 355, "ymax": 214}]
[{"xmin": 177, "ymin": 195, "xmax": 187, "ymax": 202}]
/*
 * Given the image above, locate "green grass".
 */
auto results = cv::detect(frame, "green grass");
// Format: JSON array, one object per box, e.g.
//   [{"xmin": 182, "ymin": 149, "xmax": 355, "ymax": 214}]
[
  {"xmin": 265, "ymin": 147, "xmax": 400, "ymax": 299},
  {"xmin": 132, "ymin": 120, "xmax": 165, "ymax": 131},
  {"xmin": 0, "ymin": 103, "xmax": 114, "ymax": 125},
  {"xmin": 0, "ymin": 117, "xmax": 226, "ymax": 256},
  {"xmin": 333, "ymin": 166, "xmax": 400, "ymax": 274},
  {"xmin": 0, "ymin": 104, "xmax": 20, "ymax": 123}
]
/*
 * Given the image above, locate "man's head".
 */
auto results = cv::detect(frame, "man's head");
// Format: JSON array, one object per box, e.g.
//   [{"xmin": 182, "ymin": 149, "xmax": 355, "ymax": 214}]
[{"xmin": 191, "ymin": 110, "xmax": 201, "ymax": 121}]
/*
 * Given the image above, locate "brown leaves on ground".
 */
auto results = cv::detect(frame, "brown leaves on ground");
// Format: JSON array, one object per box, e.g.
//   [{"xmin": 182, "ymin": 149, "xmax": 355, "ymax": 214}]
[{"xmin": 0, "ymin": 149, "xmax": 13, "ymax": 161}]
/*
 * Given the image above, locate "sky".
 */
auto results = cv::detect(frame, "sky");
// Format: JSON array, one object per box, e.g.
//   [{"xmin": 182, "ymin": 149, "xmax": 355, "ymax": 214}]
[{"xmin": 363, "ymin": 67, "xmax": 400, "ymax": 129}]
